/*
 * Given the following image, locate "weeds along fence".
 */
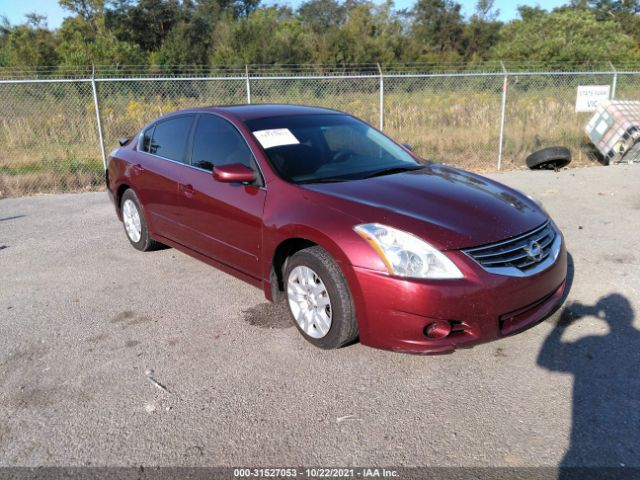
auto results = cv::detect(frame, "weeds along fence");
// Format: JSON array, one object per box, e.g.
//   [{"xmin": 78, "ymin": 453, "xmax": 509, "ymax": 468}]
[{"xmin": 1, "ymin": 62, "xmax": 640, "ymax": 198}]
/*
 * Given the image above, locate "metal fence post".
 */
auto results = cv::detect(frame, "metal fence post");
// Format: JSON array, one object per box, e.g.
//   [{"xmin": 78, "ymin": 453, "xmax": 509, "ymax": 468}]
[
  {"xmin": 609, "ymin": 61, "xmax": 618, "ymax": 99},
  {"xmin": 377, "ymin": 63, "xmax": 384, "ymax": 131},
  {"xmin": 245, "ymin": 65, "xmax": 251, "ymax": 104},
  {"xmin": 497, "ymin": 61, "xmax": 508, "ymax": 171},
  {"xmin": 91, "ymin": 65, "xmax": 107, "ymax": 170}
]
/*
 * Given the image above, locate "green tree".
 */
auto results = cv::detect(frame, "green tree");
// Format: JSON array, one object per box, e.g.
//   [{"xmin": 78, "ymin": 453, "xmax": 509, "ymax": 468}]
[
  {"xmin": 409, "ymin": 0, "xmax": 464, "ymax": 60},
  {"xmin": 151, "ymin": 18, "xmax": 211, "ymax": 66},
  {"xmin": 209, "ymin": 7, "xmax": 313, "ymax": 64},
  {"xmin": 0, "ymin": 14, "xmax": 58, "ymax": 68},
  {"xmin": 56, "ymin": 29, "xmax": 144, "ymax": 65},
  {"xmin": 106, "ymin": 0, "xmax": 183, "ymax": 52},
  {"xmin": 297, "ymin": 0, "xmax": 347, "ymax": 34},
  {"xmin": 315, "ymin": 0, "xmax": 405, "ymax": 64},
  {"xmin": 491, "ymin": 8, "xmax": 640, "ymax": 64},
  {"xmin": 58, "ymin": 0, "xmax": 106, "ymax": 31},
  {"xmin": 57, "ymin": 0, "xmax": 144, "ymax": 66},
  {"xmin": 570, "ymin": 0, "xmax": 640, "ymax": 44},
  {"xmin": 2, "ymin": 0, "xmax": 640, "ymax": 70},
  {"xmin": 570, "ymin": 0, "xmax": 640, "ymax": 19},
  {"xmin": 149, "ymin": 0, "xmax": 260, "ymax": 69},
  {"xmin": 461, "ymin": 0, "xmax": 502, "ymax": 61},
  {"xmin": 516, "ymin": 5, "xmax": 546, "ymax": 21}
]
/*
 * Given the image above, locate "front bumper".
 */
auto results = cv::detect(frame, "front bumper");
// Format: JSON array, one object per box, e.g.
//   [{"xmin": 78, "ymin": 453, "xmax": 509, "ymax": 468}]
[{"xmin": 349, "ymin": 240, "xmax": 568, "ymax": 354}]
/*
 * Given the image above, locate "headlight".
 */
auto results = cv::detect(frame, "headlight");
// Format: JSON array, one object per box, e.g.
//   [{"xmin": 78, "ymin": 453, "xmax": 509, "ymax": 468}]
[{"xmin": 353, "ymin": 223, "xmax": 463, "ymax": 279}]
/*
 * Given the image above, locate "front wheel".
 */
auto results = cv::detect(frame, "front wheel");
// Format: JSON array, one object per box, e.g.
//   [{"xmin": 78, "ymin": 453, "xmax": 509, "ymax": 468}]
[{"xmin": 285, "ymin": 246, "xmax": 358, "ymax": 349}]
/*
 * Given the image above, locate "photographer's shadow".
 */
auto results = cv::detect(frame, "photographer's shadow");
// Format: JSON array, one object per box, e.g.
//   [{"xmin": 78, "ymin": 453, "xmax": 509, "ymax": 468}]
[{"xmin": 537, "ymin": 293, "xmax": 639, "ymax": 478}]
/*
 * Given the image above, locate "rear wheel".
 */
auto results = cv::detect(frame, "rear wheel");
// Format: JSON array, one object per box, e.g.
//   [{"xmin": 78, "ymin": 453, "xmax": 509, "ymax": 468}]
[
  {"xmin": 285, "ymin": 246, "xmax": 358, "ymax": 349},
  {"xmin": 120, "ymin": 189, "xmax": 162, "ymax": 252}
]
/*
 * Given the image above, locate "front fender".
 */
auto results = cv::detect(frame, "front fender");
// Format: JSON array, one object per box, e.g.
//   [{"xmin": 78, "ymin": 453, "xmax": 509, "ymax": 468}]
[{"xmin": 261, "ymin": 186, "xmax": 385, "ymax": 331}]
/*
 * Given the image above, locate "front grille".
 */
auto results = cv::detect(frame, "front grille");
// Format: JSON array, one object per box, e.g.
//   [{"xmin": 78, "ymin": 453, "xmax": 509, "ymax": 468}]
[{"xmin": 463, "ymin": 221, "xmax": 557, "ymax": 273}]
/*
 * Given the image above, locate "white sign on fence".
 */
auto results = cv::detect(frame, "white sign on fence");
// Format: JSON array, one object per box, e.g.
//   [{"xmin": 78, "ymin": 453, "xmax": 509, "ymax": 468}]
[{"xmin": 575, "ymin": 85, "xmax": 611, "ymax": 112}]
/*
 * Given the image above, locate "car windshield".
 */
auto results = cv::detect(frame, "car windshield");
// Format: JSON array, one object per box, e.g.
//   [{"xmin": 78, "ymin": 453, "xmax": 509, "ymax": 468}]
[{"xmin": 245, "ymin": 114, "xmax": 422, "ymax": 184}]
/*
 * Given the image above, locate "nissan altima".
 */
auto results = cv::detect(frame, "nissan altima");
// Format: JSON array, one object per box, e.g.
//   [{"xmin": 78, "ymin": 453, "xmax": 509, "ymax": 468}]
[{"xmin": 106, "ymin": 104, "xmax": 567, "ymax": 353}]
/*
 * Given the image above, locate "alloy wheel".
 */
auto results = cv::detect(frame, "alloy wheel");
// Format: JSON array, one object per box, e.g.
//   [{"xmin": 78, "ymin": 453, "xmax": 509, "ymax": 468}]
[
  {"xmin": 287, "ymin": 265, "xmax": 332, "ymax": 338},
  {"xmin": 122, "ymin": 199, "xmax": 142, "ymax": 243}
]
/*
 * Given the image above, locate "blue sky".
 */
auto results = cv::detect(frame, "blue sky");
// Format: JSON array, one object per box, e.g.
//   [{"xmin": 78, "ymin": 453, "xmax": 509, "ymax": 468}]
[{"xmin": 1, "ymin": 0, "xmax": 569, "ymax": 28}]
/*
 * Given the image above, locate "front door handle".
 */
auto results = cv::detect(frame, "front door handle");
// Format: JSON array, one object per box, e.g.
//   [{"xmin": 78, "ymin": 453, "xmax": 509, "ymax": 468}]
[
  {"xmin": 179, "ymin": 183, "xmax": 195, "ymax": 198},
  {"xmin": 132, "ymin": 164, "xmax": 144, "ymax": 175}
]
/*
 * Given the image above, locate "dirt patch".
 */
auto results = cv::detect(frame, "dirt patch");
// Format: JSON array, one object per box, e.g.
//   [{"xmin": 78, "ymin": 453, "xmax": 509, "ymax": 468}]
[
  {"xmin": 494, "ymin": 347, "xmax": 507, "ymax": 358},
  {"xmin": 111, "ymin": 311, "xmax": 153, "ymax": 327},
  {"xmin": 183, "ymin": 445, "xmax": 204, "ymax": 458},
  {"xmin": 3, "ymin": 386, "xmax": 94, "ymax": 411},
  {"xmin": 125, "ymin": 316, "xmax": 152, "ymax": 327},
  {"xmin": 86, "ymin": 333, "xmax": 108, "ymax": 343},
  {"xmin": 0, "ymin": 421, "xmax": 11, "ymax": 450},
  {"xmin": 0, "ymin": 345, "xmax": 49, "ymax": 386},
  {"xmin": 111, "ymin": 311, "xmax": 135, "ymax": 323},
  {"xmin": 242, "ymin": 302, "xmax": 292, "ymax": 329},
  {"xmin": 601, "ymin": 253, "xmax": 637, "ymax": 265},
  {"xmin": 5, "ymin": 386, "xmax": 60, "ymax": 410}
]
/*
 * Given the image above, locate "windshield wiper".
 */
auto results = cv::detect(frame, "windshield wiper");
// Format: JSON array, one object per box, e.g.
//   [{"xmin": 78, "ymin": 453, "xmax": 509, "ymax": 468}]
[
  {"xmin": 361, "ymin": 165, "xmax": 424, "ymax": 179},
  {"xmin": 297, "ymin": 177, "xmax": 350, "ymax": 184},
  {"xmin": 297, "ymin": 165, "xmax": 424, "ymax": 184}
]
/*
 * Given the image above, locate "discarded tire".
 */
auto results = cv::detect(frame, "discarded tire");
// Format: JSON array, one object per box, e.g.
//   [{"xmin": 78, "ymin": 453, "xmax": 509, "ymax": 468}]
[{"xmin": 526, "ymin": 147, "xmax": 572, "ymax": 170}]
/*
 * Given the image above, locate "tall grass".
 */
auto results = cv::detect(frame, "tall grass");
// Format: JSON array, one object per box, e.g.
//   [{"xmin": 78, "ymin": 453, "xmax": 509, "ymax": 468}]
[{"xmin": 0, "ymin": 77, "xmax": 614, "ymax": 198}]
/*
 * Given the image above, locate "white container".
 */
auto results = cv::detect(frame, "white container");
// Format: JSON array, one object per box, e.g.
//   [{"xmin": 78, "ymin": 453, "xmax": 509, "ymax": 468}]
[{"xmin": 584, "ymin": 100, "xmax": 640, "ymax": 164}]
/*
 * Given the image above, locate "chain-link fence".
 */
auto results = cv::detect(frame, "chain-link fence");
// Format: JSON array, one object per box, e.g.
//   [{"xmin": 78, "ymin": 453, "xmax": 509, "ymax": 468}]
[{"xmin": 1, "ymin": 63, "xmax": 638, "ymax": 198}]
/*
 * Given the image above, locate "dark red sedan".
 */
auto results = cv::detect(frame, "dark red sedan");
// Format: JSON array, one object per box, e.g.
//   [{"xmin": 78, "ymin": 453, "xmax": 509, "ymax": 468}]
[{"xmin": 107, "ymin": 104, "xmax": 567, "ymax": 354}]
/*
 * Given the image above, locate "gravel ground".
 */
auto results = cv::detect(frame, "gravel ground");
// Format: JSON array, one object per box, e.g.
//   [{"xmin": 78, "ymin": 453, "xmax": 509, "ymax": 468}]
[{"xmin": 0, "ymin": 164, "xmax": 639, "ymax": 469}]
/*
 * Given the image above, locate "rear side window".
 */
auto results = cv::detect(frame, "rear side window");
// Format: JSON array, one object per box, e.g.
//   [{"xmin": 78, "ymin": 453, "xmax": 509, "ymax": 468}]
[
  {"xmin": 149, "ymin": 115, "xmax": 193, "ymax": 163},
  {"xmin": 191, "ymin": 115, "xmax": 254, "ymax": 171}
]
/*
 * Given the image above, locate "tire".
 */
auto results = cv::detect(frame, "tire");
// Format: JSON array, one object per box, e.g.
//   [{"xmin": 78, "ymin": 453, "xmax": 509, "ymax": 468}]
[
  {"xmin": 284, "ymin": 246, "xmax": 358, "ymax": 349},
  {"xmin": 526, "ymin": 147, "xmax": 572, "ymax": 170},
  {"xmin": 120, "ymin": 189, "xmax": 163, "ymax": 252}
]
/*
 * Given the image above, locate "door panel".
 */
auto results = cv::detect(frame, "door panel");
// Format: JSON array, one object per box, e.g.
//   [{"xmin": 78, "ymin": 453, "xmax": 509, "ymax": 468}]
[
  {"xmin": 177, "ymin": 169, "xmax": 266, "ymax": 278},
  {"xmin": 174, "ymin": 114, "xmax": 266, "ymax": 278},
  {"xmin": 134, "ymin": 115, "xmax": 195, "ymax": 243},
  {"xmin": 137, "ymin": 155, "xmax": 188, "ymax": 242}
]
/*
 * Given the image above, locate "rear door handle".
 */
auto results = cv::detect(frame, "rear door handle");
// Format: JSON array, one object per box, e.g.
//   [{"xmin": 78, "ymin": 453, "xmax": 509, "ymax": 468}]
[
  {"xmin": 179, "ymin": 183, "xmax": 195, "ymax": 198},
  {"xmin": 132, "ymin": 164, "xmax": 144, "ymax": 175}
]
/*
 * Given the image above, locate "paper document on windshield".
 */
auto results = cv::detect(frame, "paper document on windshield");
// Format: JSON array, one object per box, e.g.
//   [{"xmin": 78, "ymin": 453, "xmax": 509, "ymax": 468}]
[{"xmin": 253, "ymin": 129, "xmax": 300, "ymax": 149}]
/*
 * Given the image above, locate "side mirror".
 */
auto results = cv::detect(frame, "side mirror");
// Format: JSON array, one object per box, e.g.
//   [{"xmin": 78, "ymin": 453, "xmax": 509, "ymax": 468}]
[
  {"xmin": 119, "ymin": 136, "xmax": 131, "ymax": 147},
  {"xmin": 212, "ymin": 163, "xmax": 256, "ymax": 184},
  {"xmin": 402, "ymin": 143, "xmax": 414, "ymax": 152}
]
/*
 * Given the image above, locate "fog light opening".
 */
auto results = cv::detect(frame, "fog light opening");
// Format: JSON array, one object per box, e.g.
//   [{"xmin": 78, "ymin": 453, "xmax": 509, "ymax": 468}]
[{"xmin": 424, "ymin": 320, "xmax": 452, "ymax": 339}]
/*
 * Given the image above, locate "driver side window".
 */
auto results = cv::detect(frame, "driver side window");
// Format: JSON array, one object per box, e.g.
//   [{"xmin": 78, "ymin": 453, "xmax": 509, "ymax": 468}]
[{"xmin": 191, "ymin": 115, "xmax": 254, "ymax": 172}]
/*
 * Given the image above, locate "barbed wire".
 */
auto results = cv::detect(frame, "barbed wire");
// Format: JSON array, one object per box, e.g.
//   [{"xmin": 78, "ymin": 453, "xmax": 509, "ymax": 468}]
[{"xmin": 2, "ymin": 61, "xmax": 640, "ymax": 81}]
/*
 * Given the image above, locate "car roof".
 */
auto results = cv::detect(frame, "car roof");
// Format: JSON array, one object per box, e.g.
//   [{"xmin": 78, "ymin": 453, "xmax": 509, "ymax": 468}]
[{"xmin": 179, "ymin": 104, "xmax": 344, "ymax": 122}]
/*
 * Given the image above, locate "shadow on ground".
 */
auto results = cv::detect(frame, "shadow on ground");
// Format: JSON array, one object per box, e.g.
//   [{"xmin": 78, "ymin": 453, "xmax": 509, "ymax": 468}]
[
  {"xmin": 538, "ymin": 291, "xmax": 639, "ymax": 478},
  {"xmin": 242, "ymin": 302, "xmax": 292, "ymax": 329}
]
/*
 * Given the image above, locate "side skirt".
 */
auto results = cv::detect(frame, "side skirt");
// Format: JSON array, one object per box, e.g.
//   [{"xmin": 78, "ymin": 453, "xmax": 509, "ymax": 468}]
[{"xmin": 153, "ymin": 233, "xmax": 265, "ymax": 291}]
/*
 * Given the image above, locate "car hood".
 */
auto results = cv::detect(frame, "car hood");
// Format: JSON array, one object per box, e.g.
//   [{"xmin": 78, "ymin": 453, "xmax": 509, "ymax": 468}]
[{"xmin": 301, "ymin": 163, "xmax": 548, "ymax": 250}]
